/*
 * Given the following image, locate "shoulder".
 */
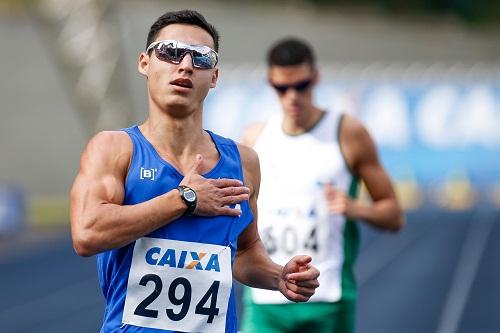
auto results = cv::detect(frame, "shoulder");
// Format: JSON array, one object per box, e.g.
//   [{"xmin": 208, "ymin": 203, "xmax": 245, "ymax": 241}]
[
  {"xmin": 236, "ymin": 143, "xmax": 260, "ymax": 173},
  {"xmin": 236, "ymin": 143, "xmax": 261, "ymax": 195},
  {"xmin": 85, "ymin": 130, "xmax": 131, "ymax": 153},
  {"xmin": 81, "ymin": 130, "xmax": 132, "ymax": 173},
  {"xmin": 339, "ymin": 114, "xmax": 378, "ymax": 170},
  {"xmin": 240, "ymin": 122, "xmax": 265, "ymax": 147},
  {"xmin": 339, "ymin": 114, "xmax": 375, "ymax": 151},
  {"xmin": 88, "ymin": 130, "xmax": 131, "ymax": 145},
  {"xmin": 84, "ymin": 129, "xmax": 130, "ymax": 147},
  {"xmin": 340, "ymin": 114, "xmax": 370, "ymax": 141}
]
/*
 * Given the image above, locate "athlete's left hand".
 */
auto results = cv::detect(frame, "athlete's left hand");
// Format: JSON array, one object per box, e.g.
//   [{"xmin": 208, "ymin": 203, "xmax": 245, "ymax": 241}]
[
  {"xmin": 278, "ymin": 255, "xmax": 320, "ymax": 302},
  {"xmin": 324, "ymin": 182, "xmax": 355, "ymax": 218}
]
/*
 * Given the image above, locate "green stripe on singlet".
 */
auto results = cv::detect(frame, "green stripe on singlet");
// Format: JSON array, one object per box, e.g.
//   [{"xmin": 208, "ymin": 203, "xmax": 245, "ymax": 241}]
[{"xmin": 340, "ymin": 176, "xmax": 360, "ymax": 301}]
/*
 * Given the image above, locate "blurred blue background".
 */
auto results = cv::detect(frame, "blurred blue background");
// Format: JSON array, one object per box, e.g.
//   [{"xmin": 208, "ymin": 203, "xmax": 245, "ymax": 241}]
[{"xmin": 1, "ymin": 0, "xmax": 499, "ymax": 332}]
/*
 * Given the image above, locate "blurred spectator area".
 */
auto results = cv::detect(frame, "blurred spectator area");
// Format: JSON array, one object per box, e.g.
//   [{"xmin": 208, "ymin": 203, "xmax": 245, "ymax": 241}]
[
  {"xmin": 205, "ymin": 63, "xmax": 500, "ymax": 213},
  {"xmin": 0, "ymin": 0, "xmax": 499, "ymax": 229}
]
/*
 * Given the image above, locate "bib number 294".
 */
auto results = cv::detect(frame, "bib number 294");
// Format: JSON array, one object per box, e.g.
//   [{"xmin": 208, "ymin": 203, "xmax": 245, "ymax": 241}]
[
  {"xmin": 134, "ymin": 274, "xmax": 220, "ymax": 324},
  {"xmin": 123, "ymin": 238, "xmax": 232, "ymax": 332}
]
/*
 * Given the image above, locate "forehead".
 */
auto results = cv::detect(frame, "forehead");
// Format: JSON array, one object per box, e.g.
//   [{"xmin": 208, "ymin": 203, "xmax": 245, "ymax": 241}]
[
  {"xmin": 268, "ymin": 63, "xmax": 314, "ymax": 83},
  {"xmin": 154, "ymin": 23, "xmax": 215, "ymax": 49}
]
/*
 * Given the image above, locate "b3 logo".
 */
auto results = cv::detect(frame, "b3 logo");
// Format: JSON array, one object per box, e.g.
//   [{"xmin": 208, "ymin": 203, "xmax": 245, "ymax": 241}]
[{"xmin": 140, "ymin": 167, "xmax": 158, "ymax": 181}]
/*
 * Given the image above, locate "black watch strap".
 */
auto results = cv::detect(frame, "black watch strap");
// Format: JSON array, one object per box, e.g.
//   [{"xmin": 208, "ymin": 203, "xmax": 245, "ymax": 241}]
[{"xmin": 177, "ymin": 185, "xmax": 197, "ymax": 216}]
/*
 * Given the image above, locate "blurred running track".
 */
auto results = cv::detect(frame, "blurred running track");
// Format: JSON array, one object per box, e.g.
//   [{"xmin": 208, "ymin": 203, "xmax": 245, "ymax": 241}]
[{"xmin": 1, "ymin": 210, "xmax": 499, "ymax": 333}]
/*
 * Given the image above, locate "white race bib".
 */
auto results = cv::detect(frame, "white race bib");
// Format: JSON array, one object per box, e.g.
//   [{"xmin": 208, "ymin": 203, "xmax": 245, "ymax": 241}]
[
  {"xmin": 122, "ymin": 238, "xmax": 232, "ymax": 332},
  {"xmin": 253, "ymin": 197, "xmax": 345, "ymax": 304},
  {"xmin": 258, "ymin": 197, "xmax": 331, "ymax": 265}
]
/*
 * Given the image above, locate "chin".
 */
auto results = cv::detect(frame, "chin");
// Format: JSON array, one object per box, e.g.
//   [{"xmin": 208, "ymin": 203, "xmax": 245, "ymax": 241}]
[
  {"xmin": 159, "ymin": 99, "xmax": 191, "ymax": 117},
  {"xmin": 285, "ymin": 108, "xmax": 302, "ymax": 117},
  {"xmin": 164, "ymin": 95, "xmax": 191, "ymax": 108}
]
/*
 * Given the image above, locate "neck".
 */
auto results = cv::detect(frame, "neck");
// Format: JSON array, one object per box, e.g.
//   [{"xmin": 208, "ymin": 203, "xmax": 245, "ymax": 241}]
[
  {"xmin": 282, "ymin": 106, "xmax": 324, "ymax": 135},
  {"xmin": 139, "ymin": 105, "xmax": 214, "ymax": 173}
]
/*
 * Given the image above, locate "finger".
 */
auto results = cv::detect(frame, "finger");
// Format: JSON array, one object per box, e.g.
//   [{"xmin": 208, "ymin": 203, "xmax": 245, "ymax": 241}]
[
  {"xmin": 293, "ymin": 279, "xmax": 321, "ymax": 289},
  {"xmin": 328, "ymin": 202, "xmax": 343, "ymax": 209},
  {"xmin": 324, "ymin": 185, "xmax": 333, "ymax": 198},
  {"xmin": 285, "ymin": 281, "xmax": 316, "ymax": 297},
  {"xmin": 216, "ymin": 206, "xmax": 243, "ymax": 217},
  {"xmin": 287, "ymin": 273, "xmax": 319, "ymax": 283},
  {"xmin": 330, "ymin": 196, "xmax": 346, "ymax": 204},
  {"xmin": 220, "ymin": 195, "xmax": 250, "ymax": 206},
  {"xmin": 328, "ymin": 203, "xmax": 346, "ymax": 214},
  {"xmin": 298, "ymin": 263, "xmax": 310, "ymax": 272},
  {"xmin": 187, "ymin": 154, "xmax": 204, "ymax": 175},
  {"xmin": 324, "ymin": 181, "xmax": 335, "ymax": 193},
  {"xmin": 211, "ymin": 178, "xmax": 244, "ymax": 188},
  {"xmin": 287, "ymin": 268, "xmax": 320, "ymax": 282},
  {"xmin": 282, "ymin": 255, "xmax": 311, "ymax": 276},
  {"xmin": 292, "ymin": 255, "xmax": 312, "ymax": 267},
  {"xmin": 283, "ymin": 288, "xmax": 310, "ymax": 303},
  {"xmin": 219, "ymin": 186, "xmax": 250, "ymax": 196}
]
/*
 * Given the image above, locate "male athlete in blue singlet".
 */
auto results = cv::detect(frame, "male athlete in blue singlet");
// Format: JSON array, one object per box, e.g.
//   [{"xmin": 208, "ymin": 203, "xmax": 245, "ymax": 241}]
[{"xmin": 70, "ymin": 11, "xmax": 320, "ymax": 333}]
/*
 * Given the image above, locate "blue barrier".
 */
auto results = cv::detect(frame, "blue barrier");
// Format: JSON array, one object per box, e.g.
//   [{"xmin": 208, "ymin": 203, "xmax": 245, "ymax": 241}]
[{"xmin": 0, "ymin": 184, "xmax": 26, "ymax": 236}]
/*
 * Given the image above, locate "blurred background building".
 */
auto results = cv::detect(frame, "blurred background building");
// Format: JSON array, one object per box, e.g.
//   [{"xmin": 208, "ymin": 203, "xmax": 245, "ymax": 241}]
[{"xmin": 0, "ymin": 0, "xmax": 499, "ymax": 332}]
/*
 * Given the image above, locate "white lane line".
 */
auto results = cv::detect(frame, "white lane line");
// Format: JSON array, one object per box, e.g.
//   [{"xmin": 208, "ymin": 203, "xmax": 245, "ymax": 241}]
[{"xmin": 436, "ymin": 212, "xmax": 495, "ymax": 333}]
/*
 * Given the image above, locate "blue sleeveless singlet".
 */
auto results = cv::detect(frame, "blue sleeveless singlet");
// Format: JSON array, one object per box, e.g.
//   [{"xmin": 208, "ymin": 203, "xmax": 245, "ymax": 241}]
[{"xmin": 97, "ymin": 125, "xmax": 254, "ymax": 333}]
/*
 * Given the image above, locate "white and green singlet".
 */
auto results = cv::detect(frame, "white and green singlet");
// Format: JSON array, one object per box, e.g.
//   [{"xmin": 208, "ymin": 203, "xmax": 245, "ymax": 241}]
[{"xmin": 251, "ymin": 111, "xmax": 360, "ymax": 304}]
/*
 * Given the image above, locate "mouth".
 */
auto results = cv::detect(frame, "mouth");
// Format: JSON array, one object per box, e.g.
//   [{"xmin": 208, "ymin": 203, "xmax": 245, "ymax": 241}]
[
  {"xmin": 170, "ymin": 78, "xmax": 193, "ymax": 89},
  {"xmin": 286, "ymin": 104, "xmax": 302, "ymax": 114}
]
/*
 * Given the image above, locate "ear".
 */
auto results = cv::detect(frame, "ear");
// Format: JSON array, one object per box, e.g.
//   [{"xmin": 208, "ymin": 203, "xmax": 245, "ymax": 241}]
[
  {"xmin": 210, "ymin": 68, "xmax": 219, "ymax": 88},
  {"xmin": 312, "ymin": 68, "xmax": 320, "ymax": 85},
  {"xmin": 138, "ymin": 52, "xmax": 149, "ymax": 78},
  {"xmin": 267, "ymin": 67, "xmax": 275, "ymax": 85}
]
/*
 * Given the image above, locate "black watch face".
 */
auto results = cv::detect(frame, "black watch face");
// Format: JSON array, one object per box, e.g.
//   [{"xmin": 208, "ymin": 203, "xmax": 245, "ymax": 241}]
[{"xmin": 184, "ymin": 189, "xmax": 196, "ymax": 202}]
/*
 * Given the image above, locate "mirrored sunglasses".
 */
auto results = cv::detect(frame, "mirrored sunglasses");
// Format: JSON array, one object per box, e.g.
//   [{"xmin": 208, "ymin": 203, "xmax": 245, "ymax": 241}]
[{"xmin": 146, "ymin": 39, "xmax": 218, "ymax": 69}]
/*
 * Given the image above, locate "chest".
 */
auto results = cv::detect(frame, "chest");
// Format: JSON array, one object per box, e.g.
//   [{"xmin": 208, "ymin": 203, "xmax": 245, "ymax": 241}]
[{"xmin": 256, "ymin": 133, "xmax": 348, "ymax": 195}]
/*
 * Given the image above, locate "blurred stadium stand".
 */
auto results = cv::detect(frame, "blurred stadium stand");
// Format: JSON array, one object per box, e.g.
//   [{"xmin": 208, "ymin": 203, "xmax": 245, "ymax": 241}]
[{"xmin": 0, "ymin": 0, "xmax": 499, "ymax": 332}]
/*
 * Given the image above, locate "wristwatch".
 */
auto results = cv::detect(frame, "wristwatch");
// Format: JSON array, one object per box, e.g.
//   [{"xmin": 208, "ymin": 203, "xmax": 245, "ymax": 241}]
[{"xmin": 177, "ymin": 185, "xmax": 197, "ymax": 216}]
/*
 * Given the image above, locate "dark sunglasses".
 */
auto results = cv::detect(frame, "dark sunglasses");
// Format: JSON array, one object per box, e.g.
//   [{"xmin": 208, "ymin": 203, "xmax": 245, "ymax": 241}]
[
  {"xmin": 271, "ymin": 79, "xmax": 313, "ymax": 94},
  {"xmin": 146, "ymin": 39, "xmax": 218, "ymax": 69}
]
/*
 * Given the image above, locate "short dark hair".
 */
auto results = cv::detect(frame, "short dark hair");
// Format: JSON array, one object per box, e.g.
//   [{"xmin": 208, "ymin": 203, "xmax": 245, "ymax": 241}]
[
  {"xmin": 146, "ymin": 10, "xmax": 220, "ymax": 52},
  {"xmin": 267, "ymin": 38, "xmax": 315, "ymax": 68}
]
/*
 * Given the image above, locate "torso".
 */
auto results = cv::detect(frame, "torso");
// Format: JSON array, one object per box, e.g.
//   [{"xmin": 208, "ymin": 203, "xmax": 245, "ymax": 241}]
[
  {"xmin": 251, "ymin": 111, "xmax": 360, "ymax": 304},
  {"xmin": 97, "ymin": 125, "xmax": 253, "ymax": 333}
]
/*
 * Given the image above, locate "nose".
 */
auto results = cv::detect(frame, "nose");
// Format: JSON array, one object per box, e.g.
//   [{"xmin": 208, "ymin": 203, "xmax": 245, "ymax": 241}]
[
  {"xmin": 178, "ymin": 52, "xmax": 194, "ymax": 73},
  {"xmin": 284, "ymin": 87, "xmax": 300, "ymax": 100}
]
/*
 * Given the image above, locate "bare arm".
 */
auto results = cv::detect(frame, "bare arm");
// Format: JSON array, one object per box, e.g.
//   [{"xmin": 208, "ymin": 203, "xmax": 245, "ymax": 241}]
[
  {"xmin": 233, "ymin": 144, "xmax": 320, "ymax": 302},
  {"xmin": 232, "ymin": 145, "xmax": 280, "ymax": 288},
  {"xmin": 331, "ymin": 115, "xmax": 404, "ymax": 231},
  {"xmin": 70, "ymin": 132, "xmax": 250, "ymax": 257},
  {"xmin": 70, "ymin": 131, "xmax": 188, "ymax": 256}
]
